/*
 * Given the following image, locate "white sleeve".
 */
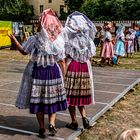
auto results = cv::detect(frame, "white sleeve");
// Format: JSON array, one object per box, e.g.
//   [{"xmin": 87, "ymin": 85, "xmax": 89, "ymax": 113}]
[{"xmin": 106, "ymin": 32, "xmax": 112, "ymax": 40}]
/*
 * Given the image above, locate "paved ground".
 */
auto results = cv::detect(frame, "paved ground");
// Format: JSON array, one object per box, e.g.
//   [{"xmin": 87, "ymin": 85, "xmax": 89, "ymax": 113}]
[{"xmin": 0, "ymin": 60, "xmax": 140, "ymax": 140}]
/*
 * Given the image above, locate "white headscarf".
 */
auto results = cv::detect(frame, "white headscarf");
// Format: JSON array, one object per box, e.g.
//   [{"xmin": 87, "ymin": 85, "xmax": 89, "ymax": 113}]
[
  {"xmin": 116, "ymin": 24, "xmax": 125, "ymax": 40},
  {"xmin": 63, "ymin": 11, "xmax": 97, "ymax": 62},
  {"xmin": 26, "ymin": 9, "xmax": 65, "ymax": 67}
]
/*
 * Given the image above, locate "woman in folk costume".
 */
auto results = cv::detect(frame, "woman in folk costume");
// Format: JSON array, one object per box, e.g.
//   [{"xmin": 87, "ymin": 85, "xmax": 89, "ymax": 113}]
[
  {"xmin": 125, "ymin": 28, "xmax": 136, "ymax": 57},
  {"xmin": 63, "ymin": 11, "xmax": 97, "ymax": 130},
  {"xmin": 9, "ymin": 9, "xmax": 67, "ymax": 137},
  {"xmin": 113, "ymin": 24, "xmax": 125, "ymax": 65},
  {"xmin": 100, "ymin": 22, "xmax": 114, "ymax": 66}
]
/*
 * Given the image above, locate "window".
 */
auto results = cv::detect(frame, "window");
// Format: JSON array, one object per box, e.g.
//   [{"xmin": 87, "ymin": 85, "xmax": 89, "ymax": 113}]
[
  {"xmin": 40, "ymin": 5, "xmax": 44, "ymax": 13},
  {"xmin": 60, "ymin": 5, "xmax": 64, "ymax": 13},
  {"xmin": 48, "ymin": 0, "xmax": 52, "ymax": 3},
  {"xmin": 60, "ymin": 5, "xmax": 64, "ymax": 12}
]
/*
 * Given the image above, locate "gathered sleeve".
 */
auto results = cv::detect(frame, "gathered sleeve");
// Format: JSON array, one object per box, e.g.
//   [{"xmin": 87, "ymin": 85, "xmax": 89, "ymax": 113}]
[
  {"xmin": 106, "ymin": 32, "xmax": 112, "ymax": 41},
  {"xmin": 22, "ymin": 36, "xmax": 36, "ymax": 54}
]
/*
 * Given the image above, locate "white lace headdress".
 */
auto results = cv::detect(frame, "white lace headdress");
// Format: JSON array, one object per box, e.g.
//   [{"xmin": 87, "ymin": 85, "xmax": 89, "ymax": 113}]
[
  {"xmin": 64, "ymin": 11, "xmax": 97, "ymax": 62},
  {"xmin": 29, "ymin": 9, "xmax": 65, "ymax": 67}
]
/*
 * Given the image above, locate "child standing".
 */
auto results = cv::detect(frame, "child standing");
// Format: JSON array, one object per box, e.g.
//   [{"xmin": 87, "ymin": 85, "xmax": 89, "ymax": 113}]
[
  {"xmin": 100, "ymin": 22, "xmax": 114, "ymax": 66},
  {"xmin": 125, "ymin": 28, "xmax": 136, "ymax": 57},
  {"xmin": 114, "ymin": 24, "xmax": 125, "ymax": 65}
]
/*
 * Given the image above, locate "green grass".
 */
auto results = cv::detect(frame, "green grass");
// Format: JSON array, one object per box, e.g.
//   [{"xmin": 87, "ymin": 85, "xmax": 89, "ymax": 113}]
[
  {"xmin": 79, "ymin": 83, "xmax": 140, "ymax": 140},
  {"xmin": 79, "ymin": 48, "xmax": 140, "ymax": 140},
  {"xmin": 92, "ymin": 47, "xmax": 140, "ymax": 70}
]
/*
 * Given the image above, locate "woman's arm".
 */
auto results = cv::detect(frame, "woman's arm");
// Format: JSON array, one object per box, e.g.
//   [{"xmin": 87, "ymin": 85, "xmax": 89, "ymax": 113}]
[
  {"xmin": 8, "ymin": 34, "xmax": 28, "ymax": 55},
  {"xmin": 58, "ymin": 59, "xmax": 66, "ymax": 78}
]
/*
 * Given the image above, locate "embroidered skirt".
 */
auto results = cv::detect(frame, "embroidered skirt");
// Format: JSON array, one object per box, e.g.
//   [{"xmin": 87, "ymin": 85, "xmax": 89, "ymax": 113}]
[
  {"xmin": 30, "ymin": 63, "xmax": 67, "ymax": 115},
  {"xmin": 65, "ymin": 60, "xmax": 92, "ymax": 106}
]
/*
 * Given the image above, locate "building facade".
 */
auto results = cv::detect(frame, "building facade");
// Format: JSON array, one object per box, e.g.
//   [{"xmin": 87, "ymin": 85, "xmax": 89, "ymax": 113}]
[{"xmin": 26, "ymin": 0, "xmax": 66, "ymax": 18}]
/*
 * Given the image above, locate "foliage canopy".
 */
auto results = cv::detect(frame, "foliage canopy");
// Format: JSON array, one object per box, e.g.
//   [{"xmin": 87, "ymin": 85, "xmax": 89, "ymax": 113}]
[
  {"xmin": 0, "ymin": 0, "xmax": 33, "ymax": 22},
  {"xmin": 65, "ymin": 0, "xmax": 140, "ymax": 20}
]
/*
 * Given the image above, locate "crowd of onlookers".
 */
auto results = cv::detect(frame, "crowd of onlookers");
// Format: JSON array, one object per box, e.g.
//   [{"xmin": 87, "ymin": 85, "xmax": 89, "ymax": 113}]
[{"xmin": 93, "ymin": 22, "xmax": 140, "ymax": 66}]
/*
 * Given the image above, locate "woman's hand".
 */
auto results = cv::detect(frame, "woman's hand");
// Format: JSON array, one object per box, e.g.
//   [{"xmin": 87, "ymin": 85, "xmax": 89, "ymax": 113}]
[
  {"xmin": 8, "ymin": 34, "xmax": 27, "ymax": 55},
  {"xmin": 8, "ymin": 34, "xmax": 17, "ymax": 43}
]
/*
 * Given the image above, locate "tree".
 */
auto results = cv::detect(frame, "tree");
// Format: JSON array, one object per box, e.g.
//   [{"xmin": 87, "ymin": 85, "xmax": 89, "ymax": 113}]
[
  {"xmin": 123, "ymin": 0, "xmax": 140, "ymax": 20},
  {"xmin": 80, "ymin": 0, "xmax": 140, "ymax": 20},
  {"xmin": 0, "ymin": 0, "xmax": 34, "ymax": 22},
  {"xmin": 64, "ymin": 0, "xmax": 84, "ymax": 14},
  {"xmin": 80, "ymin": 0, "xmax": 99, "ymax": 20}
]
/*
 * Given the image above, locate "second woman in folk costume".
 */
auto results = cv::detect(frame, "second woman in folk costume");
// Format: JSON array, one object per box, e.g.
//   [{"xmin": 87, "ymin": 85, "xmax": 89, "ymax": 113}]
[
  {"xmin": 63, "ymin": 11, "xmax": 97, "ymax": 130},
  {"xmin": 114, "ymin": 24, "xmax": 125, "ymax": 65},
  {"xmin": 9, "ymin": 9, "xmax": 67, "ymax": 137},
  {"xmin": 100, "ymin": 22, "xmax": 114, "ymax": 66}
]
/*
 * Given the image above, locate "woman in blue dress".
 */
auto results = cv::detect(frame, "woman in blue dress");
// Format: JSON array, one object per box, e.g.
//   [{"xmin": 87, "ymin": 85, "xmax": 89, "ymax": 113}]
[{"xmin": 114, "ymin": 24, "xmax": 125, "ymax": 65}]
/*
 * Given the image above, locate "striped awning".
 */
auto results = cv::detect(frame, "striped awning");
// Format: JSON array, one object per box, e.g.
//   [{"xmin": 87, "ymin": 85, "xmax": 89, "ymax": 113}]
[
  {"xmin": 30, "ymin": 20, "xmax": 139, "ymax": 24},
  {"xmin": 93, "ymin": 20, "xmax": 138, "ymax": 23}
]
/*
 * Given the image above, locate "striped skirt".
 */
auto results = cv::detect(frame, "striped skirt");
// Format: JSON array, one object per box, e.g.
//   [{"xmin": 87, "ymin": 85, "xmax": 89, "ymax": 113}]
[
  {"xmin": 30, "ymin": 63, "xmax": 67, "ymax": 115},
  {"xmin": 65, "ymin": 60, "xmax": 92, "ymax": 106}
]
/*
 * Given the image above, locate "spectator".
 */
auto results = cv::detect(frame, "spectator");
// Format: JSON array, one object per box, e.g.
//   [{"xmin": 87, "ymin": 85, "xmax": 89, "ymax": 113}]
[
  {"xmin": 117, "ymin": 128, "xmax": 140, "ymax": 140},
  {"xmin": 100, "ymin": 22, "xmax": 114, "ymax": 66},
  {"xmin": 113, "ymin": 24, "xmax": 125, "ymax": 65},
  {"xmin": 135, "ymin": 26, "xmax": 140, "ymax": 52}
]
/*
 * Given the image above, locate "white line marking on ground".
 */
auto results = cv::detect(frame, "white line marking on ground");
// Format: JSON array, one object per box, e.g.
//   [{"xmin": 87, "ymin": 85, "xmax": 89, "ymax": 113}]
[
  {"xmin": 0, "ymin": 79, "xmax": 20, "ymax": 83},
  {"xmin": 0, "ymin": 66, "xmax": 24, "ymax": 70},
  {"xmin": 94, "ymin": 75, "xmax": 136, "ymax": 80},
  {"xmin": 0, "ymin": 102, "xmax": 82, "ymax": 118},
  {"xmin": 95, "ymin": 90, "xmax": 120, "ymax": 94},
  {"xmin": 0, "ymin": 101, "xmax": 109, "ymax": 109},
  {"xmin": 0, "ymin": 89, "xmax": 17, "ymax": 93},
  {"xmin": 0, "ymin": 125, "xmax": 38, "ymax": 135},
  {"xmin": 0, "ymin": 103, "xmax": 15, "ymax": 107},
  {"xmin": 47, "ymin": 136, "xmax": 65, "ymax": 140},
  {"xmin": 0, "ymin": 125, "xmax": 65, "ymax": 140},
  {"xmin": 0, "ymin": 81, "xmax": 19, "ymax": 87},
  {"xmin": 93, "ymin": 69, "xmax": 140, "ymax": 75},
  {"xmin": 95, "ymin": 102, "xmax": 108, "ymax": 105},
  {"xmin": 0, "ymin": 60, "xmax": 11, "ymax": 64},
  {"xmin": 95, "ymin": 82, "xmax": 129, "ymax": 86},
  {"xmin": 57, "ymin": 112, "xmax": 81, "ymax": 118}
]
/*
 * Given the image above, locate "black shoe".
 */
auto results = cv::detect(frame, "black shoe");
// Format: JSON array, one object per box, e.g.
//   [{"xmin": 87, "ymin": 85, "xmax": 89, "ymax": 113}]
[
  {"xmin": 107, "ymin": 62, "xmax": 112, "ymax": 66},
  {"xmin": 38, "ymin": 128, "xmax": 46, "ymax": 138},
  {"xmin": 66, "ymin": 122, "xmax": 78, "ymax": 130},
  {"xmin": 82, "ymin": 117, "xmax": 92, "ymax": 129},
  {"xmin": 48, "ymin": 124, "xmax": 57, "ymax": 136},
  {"xmin": 99, "ymin": 63, "xmax": 105, "ymax": 67}
]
